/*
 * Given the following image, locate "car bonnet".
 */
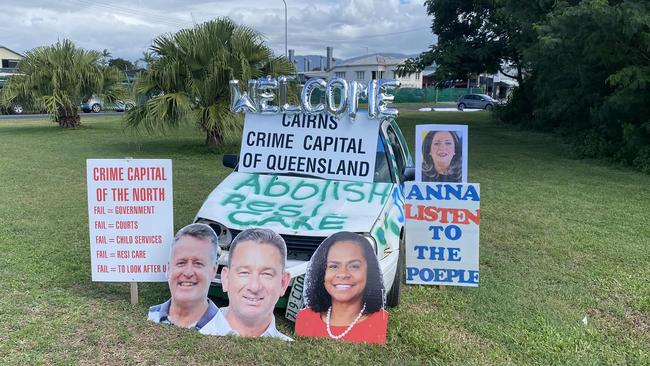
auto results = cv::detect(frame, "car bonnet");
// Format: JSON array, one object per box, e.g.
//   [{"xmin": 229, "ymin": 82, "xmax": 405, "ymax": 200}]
[{"xmin": 196, "ymin": 172, "xmax": 393, "ymax": 236}]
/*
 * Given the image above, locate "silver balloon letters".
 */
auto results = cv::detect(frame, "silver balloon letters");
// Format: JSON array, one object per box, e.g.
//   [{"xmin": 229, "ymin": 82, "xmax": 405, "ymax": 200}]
[
  {"xmin": 301, "ymin": 78, "xmax": 326, "ymax": 114},
  {"xmin": 230, "ymin": 76, "xmax": 400, "ymax": 120}
]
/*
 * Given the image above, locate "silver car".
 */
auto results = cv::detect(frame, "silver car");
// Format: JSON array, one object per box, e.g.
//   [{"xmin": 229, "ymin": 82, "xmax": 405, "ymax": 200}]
[
  {"xmin": 80, "ymin": 95, "xmax": 134, "ymax": 113},
  {"xmin": 457, "ymin": 94, "xmax": 497, "ymax": 111}
]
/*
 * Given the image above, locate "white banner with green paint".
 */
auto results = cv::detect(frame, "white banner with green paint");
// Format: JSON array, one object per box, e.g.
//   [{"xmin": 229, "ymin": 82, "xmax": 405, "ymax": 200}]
[{"xmin": 195, "ymin": 172, "xmax": 393, "ymax": 236}]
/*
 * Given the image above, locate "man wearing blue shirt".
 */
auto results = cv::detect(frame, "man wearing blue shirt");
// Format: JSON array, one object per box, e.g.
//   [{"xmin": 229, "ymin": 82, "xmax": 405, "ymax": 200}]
[{"xmin": 148, "ymin": 223, "xmax": 220, "ymax": 330}]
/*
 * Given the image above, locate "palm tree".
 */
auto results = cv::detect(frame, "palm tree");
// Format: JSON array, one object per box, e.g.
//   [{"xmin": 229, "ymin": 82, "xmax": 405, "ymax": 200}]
[
  {"xmin": 1, "ymin": 40, "xmax": 124, "ymax": 128},
  {"xmin": 126, "ymin": 17, "xmax": 295, "ymax": 146}
]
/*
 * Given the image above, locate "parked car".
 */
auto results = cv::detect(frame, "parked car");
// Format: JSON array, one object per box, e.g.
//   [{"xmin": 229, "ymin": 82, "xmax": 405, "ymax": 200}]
[
  {"xmin": 457, "ymin": 94, "xmax": 497, "ymax": 111},
  {"xmin": 0, "ymin": 76, "xmax": 24, "ymax": 115},
  {"xmin": 0, "ymin": 103, "xmax": 23, "ymax": 115},
  {"xmin": 193, "ymin": 117, "xmax": 414, "ymax": 321},
  {"xmin": 80, "ymin": 95, "xmax": 135, "ymax": 113}
]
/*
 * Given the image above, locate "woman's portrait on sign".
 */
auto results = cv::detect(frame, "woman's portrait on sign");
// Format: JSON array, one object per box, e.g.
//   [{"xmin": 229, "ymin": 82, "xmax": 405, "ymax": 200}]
[
  {"xmin": 415, "ymin": 124, "xmax": 468, "ymax": 182},
  {"xmin": 295, "ymin": 231, "xmax": 388, "ymax": 344}
]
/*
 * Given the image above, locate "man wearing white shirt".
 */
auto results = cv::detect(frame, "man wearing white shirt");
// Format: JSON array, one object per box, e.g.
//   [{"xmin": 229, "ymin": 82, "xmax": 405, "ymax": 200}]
[{"xmin": 200, "ymin": 228, "xmax": 292, "ymax": 341}]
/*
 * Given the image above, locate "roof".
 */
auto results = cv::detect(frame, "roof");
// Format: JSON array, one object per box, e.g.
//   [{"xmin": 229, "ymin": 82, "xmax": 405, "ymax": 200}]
[
  {"xmin": 0, "ymin": 45, "xmax": 25, "ymax": 59},
  {"xmin": 330, "ymin": 53, "xmax": 409, "ymax": 69},
  {"xmin": 422, "ymin": 64, "xmax": 437, "ymax": 76}
]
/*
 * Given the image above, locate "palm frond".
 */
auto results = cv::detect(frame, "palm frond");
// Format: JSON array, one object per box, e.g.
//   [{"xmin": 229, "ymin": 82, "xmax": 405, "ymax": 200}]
[
  {"xmin": 129, "ymin": 17, "xmax": 295, "ymax": 145},
  {"xmin": 3, "ymin": 39, "xmax": 120, "ymax": 122}
]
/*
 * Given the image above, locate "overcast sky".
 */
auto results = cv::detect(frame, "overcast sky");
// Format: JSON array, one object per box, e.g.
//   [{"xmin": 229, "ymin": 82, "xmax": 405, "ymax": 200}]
[{"xmin": 0, "ymin": 0, "xmax": 435, "ymax": 63}]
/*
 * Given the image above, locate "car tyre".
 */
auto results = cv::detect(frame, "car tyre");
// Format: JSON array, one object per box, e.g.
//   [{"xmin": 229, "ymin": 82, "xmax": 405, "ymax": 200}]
[
  {"xmin": 485, "ymin": 104, "xmax": 494, "ymax": 111},
  {"xmin": 91, "ymin": 103, "xmax": 102, "ymax": 113},
  {"xmin": 458, "ymin": 103, "xmax": 465, "ymax": 111},
  {"xmin": 11, "ymin": 104, "xmax": 23, "ymax": 114},
  {"xmin": 386, "ymin": 231, "xmax": 405, "ymax": 308}
]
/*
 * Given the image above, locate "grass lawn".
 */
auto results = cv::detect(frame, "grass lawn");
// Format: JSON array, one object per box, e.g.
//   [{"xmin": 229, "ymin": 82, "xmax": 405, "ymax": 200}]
[{"xmin": 0, "ymin": 112, "xmax": 648, "ymax": 365}]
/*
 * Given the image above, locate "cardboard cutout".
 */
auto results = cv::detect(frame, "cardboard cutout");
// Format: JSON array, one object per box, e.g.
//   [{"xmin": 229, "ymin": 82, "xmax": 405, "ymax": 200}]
[{"xmin": 296, "ymin": 231, "xmax": 388, "ymax": 344}]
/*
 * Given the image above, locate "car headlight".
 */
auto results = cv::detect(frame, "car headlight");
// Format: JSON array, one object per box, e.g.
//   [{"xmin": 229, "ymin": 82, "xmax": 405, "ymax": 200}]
[{"xmin": 195, "ymin": 219, "xmax": 233, "ymax": 250}]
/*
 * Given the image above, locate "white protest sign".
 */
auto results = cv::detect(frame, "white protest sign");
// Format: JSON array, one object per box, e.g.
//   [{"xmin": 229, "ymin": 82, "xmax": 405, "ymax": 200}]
[
  {"xmin": 238, "ymin": 112, "xmax": 379, "ymax": 183},
  {"xmin": 87, "ymin": 159, "xmax": 173, "ymax": 282},
  {"xmin": 404, "ymin": 182, "xmax": 480, "ymax": 287}
]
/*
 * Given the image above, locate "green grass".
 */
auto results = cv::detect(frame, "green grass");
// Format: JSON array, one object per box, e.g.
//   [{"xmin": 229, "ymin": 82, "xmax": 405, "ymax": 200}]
[{"xmin": 0, "ymin": 113, "xmax": 648, "ymax": 365}]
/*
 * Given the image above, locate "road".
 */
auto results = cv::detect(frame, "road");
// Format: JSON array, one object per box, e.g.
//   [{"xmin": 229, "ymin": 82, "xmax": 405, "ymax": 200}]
[
  {"xmin": 1, "ymin": 104, "xmax": 461, "ymax": 120},
  {"xmin": 0, "ymin": 111, "xmax": 124, "ymax": 120},
  {"xmin": 392, "ymin": 102, "xmax": 459, "ymax": 110}
]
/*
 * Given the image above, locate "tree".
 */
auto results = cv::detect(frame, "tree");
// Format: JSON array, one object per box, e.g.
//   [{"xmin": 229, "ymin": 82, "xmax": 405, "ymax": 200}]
[
  {"xmin": 526, "ymin": 0, "xmax": 650, "ymax": 172},
  {"xmin": 405, "ymin": 0, "xmax": 650, "ymax": 172},
  {"xmin": 1, "ymin": 40, "xmax": 124, "ymax": 127},
  {"xmin": 109, "ymin": 58, "xmax": 136, "ymax": 71},
  {"xmin": 396, "ymin": 0, "xmax": 563, "ymax": 84},
  {"xmin": 126, "ymin": 17, "xmax": 295, "ymax": 147},
  {"xmin": 139, "ymin": 51, "xmax": 155, "ymax": 69}
]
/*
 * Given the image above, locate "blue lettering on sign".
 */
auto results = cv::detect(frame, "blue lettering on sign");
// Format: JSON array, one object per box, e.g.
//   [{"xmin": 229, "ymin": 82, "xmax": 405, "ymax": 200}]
[
  {"xmin": 428, "ymin": 225, "xmax": 462, "ymax": 240},
  {"xmin": 406, "ymin": 184, "xmax": 480, "ymax": 201},
  {"xmin": 413, "ymin": 246, "xmax": 462, "ymax": 261},
  {"xmin": 406, "ymin": 267, "xmax": 479, "ymax": 284}
]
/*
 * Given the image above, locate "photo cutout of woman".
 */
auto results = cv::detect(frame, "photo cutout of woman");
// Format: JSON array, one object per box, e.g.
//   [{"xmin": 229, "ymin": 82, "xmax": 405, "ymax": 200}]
[
  {"xmin": 295, "ymin": 231, "xmax": 388, "ymax": 344},
  {"xmin": 421, "ymin": 130, "xmax": 463, "ymax": 182}
]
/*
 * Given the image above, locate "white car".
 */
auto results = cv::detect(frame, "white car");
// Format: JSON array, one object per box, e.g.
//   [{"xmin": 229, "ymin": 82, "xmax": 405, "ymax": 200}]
[{"xmin": 194, "ymin": 118, "xmax": 414, "ymax": 321}]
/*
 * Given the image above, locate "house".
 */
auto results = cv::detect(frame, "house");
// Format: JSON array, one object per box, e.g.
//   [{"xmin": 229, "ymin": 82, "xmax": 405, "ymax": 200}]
[
  {"xmin": 475, "ymin": 67, "xmax": 519, "ymax": 100},
  {"xmin": 327, "ymin": 53, "xmax": 422, "ymax": 88},
  {"xmin": 0, "ymin": 45, "xmax": 24, "ymax": 87},
  {"xmin": 0, "ymin": 45, "xmax": 23, "ymax": 73}
]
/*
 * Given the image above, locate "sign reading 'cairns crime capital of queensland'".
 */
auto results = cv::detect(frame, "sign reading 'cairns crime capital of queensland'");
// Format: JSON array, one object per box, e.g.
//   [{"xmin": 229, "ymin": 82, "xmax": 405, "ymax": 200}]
[
  {"xmin": 86, "ymin": 159, "xmax": 173, "ymax": 282},
  {"xmin": 238, "ymin": 112, "xmax": 380, "ymax": 183}
]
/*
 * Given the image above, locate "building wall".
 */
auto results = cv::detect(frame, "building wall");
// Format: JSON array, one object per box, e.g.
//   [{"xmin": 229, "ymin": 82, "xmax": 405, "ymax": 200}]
[
  {"xmin": 329, "ymin": 64, "xmax": 422, "ymax": 89},
  {"xmin": 0, "ymin": 48, "xmax": 24, "ymax": 69}
]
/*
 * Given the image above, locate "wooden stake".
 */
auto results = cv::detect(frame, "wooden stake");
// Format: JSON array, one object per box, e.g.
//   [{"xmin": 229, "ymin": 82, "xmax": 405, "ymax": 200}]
[{"xmin": 130, "ymin": 282, "xmax": 139, "ymax": 305}]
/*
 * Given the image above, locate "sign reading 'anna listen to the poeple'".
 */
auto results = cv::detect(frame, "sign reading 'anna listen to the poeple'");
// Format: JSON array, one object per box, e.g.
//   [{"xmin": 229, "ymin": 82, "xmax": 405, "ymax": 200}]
[
  {"xmin": 87, "ymin": 159, "xmax": 173, "ymax": 282},
  {"xmin": 404, "ymin": 182, "xmax": 480, "ymax": 287}
]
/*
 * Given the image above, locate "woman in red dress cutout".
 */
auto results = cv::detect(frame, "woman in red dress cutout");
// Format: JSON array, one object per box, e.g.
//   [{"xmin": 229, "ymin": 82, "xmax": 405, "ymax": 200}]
[{"xmin": 295, "ymin": 231, "xmax": 388, "ymax": 344}]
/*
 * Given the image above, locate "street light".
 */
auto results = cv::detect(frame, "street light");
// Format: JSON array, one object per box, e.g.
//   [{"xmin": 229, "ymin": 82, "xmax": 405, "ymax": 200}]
[{"xmin": 282, "ymin": 0, "xmax": 287, "ymax": 57}]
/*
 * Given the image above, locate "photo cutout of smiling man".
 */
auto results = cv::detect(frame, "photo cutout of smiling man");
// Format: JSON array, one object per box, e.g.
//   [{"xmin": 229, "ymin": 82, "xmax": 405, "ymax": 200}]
[
  {"xmin": 295, "ymin": 231, "xmax": 388, "ymax": 344},
  {"xmin": 199, "ymin": 228, "xmax": 292, "ymax": 341},
  {"xmin": 415, "ymin": 124, "xmax": 468, "ymax": 183},
  {"xmin": 148, "ymin": 223, "xmax": 220, "ymax": 330}
]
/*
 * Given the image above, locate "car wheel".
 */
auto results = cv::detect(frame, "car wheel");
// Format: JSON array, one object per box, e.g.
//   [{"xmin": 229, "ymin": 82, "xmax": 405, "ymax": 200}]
[
  {"xmin": 11, "ymin": 104, "xmax": 23, "ymax": 114},
  {"xmin": 458, "ymin": 103, "xmax": 465, "ymax": 111},
  {"xmin": 91, "ymin": 103, "xmax": 101, "ymax": 113},
  {"xmin": 485, "ymin": 104, "xmax": 494, "ymax": 111},
  {"xmin": 386, "ymin": 231, "xmax": 405, "ymax": 308}
]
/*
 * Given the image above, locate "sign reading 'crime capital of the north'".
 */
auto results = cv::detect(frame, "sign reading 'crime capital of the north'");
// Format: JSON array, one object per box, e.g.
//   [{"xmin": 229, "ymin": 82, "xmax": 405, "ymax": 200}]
[
  {"xmin": 86, "ymin": 159, "xmax": 173, "ymax": 282},
  {"xmin": 238, "ymin": 112, "xmax": 380, "ymax": 183},
  {"xmin": 404, "ymin": 182, "xmax": 480, "ymax": 287}
]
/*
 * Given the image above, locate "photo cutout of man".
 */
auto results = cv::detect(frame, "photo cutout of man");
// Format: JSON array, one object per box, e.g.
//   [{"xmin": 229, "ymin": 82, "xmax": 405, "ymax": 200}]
[
  {"xmin": 200, "ymin": 228, "xmax": 292, "ymax": 341},
  {"xmin": 148, "ymin": 223, "xmax": 220, "ymax": 330}
]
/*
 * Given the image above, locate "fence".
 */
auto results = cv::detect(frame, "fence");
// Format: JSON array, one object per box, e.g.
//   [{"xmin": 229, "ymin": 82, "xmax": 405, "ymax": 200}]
[{"xmin": 393, "ymin": 87, "xmax": 483, "ymax": 103}]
